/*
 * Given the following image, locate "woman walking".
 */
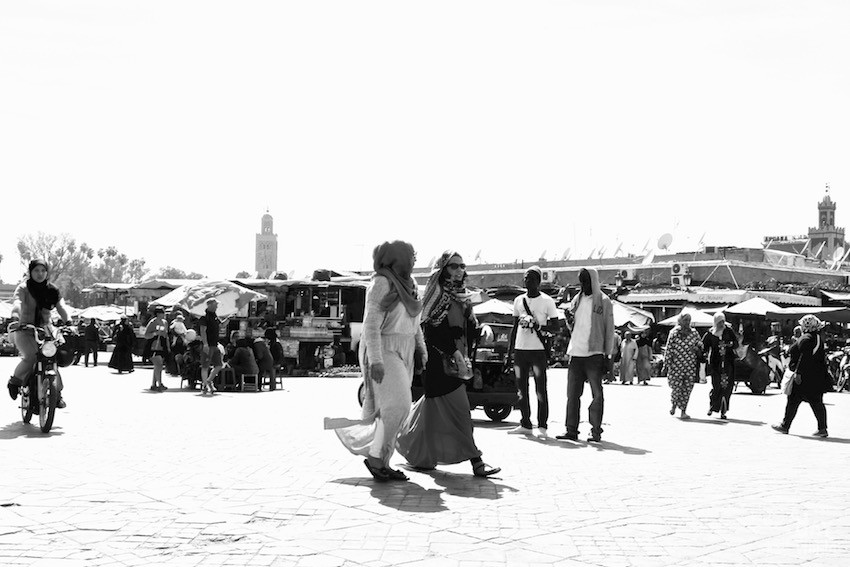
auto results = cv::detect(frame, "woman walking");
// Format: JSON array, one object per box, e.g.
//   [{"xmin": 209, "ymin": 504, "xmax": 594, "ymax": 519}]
[
  {"xmin": 331, "ymin": 241, "xmax": 427, "ymax": 482},
  {"xmin": 664, "ymin": 313, "xmax": 701, "ymax": 419},
  {"xmin": 145, "ymin": 307, "xmax": 170, "ymax": 391},
  {"xmin": 619, "ymin": 332, "xmax": 637, "ymax": 384},
  {"xmin": 702, "ymin": 312, "xmax": 737, "ymax": 419},
  {"xmin": 636, "ymin": 331, "xmax": 652, "ymax": 385},
  {"xmin": 108, "ymin": 317, "xmax": 135, "ymax": 374},
  {"xmin": 772, "ymin": 315, "xmax": 829, "ymax": 437},
  {"xmin": 396, "ymin": 251, "xmax": 500, "ymax": 477}
]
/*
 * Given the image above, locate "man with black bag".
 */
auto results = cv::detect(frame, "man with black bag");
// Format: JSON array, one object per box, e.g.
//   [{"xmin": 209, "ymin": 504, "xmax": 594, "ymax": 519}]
[{"xmin": 507, "ymin": 266, "xmax": 560, "ymax": 438}]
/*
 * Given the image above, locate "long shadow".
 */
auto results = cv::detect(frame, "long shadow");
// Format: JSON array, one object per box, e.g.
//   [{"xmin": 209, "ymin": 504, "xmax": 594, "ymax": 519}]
[
  {"xmin": 792, "ymin": 434, "xmax": 850, "ymax": 445},
  {"xmin": 521, "ymin": 435, "xmax": 586, "ymax": 449},
  {"xmin": 586, "ymin": 440, "xmax": 651, "ymax": 455},
  {"xmin": 421, "ymin": 469, "xmax": 518, "ymax": 500},
  {"xmin": 723, "ymin": 418, "xmax": 766, "ymax": 427},
  {"xmin": 679, "ymin": 418, "xmax": 727, "ymax": 425},
  {"xmin": 331, "ymin": 478, "xmax": 447, "ymax": 512},
  {"xmin": 0, "ymin": 422, "xmax": 65, "ymax": 440}
]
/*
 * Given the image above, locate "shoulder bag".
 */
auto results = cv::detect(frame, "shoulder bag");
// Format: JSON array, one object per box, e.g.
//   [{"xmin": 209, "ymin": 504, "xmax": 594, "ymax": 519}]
[{"xmin": 522, "ymin": 297, "xmax": 551, "ymax": 353}]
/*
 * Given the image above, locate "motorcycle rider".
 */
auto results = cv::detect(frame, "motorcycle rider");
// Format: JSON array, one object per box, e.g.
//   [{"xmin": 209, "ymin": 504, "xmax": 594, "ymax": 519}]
[{"xmin": 7, "ymin": 259, "xmax": 71, "ymax": 408}]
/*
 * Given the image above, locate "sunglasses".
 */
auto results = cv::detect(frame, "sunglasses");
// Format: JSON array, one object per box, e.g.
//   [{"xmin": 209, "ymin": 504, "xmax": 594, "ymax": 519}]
[{"xmin": 446, "ymin": 263, "xmax": 466, "ymax": 270}]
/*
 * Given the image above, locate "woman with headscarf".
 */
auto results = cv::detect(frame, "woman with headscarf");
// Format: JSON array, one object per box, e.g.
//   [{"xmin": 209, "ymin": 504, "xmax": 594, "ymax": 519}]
[
  {"xmin": 331, "ymin": 241, "xmax": 428, "ymax": 482},
  {"xmin": 396, "ymin": 251, "xmax": 501, "ymax": 477},
  {"xmin": 108, "ymin": 317, "xmax": 136, "ymax": 374},
  {"xmin": 7, "ymin": 259, "xmax": 71, "ymax": 407},
  {"xmin": 772, "ymin": 315, "xmax": 829, "ymax": 437},
  {"xmin": 664, "ymin": 313, "xmax": 701, "ymax": 419},
  {"xmin": 635, "ymin": 330, "xmax": 653, "ymax": 385},
  {"xmin": 619, "ymin": 331, "xmax": 637, "ymax": 385},
  {"xmin": 702, "ymin": 312, "xmax": 738, "ymax": 419}
]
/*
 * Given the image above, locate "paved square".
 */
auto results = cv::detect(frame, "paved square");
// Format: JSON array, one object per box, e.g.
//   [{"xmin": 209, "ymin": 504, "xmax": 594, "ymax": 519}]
[{"xmin": 1, "ymin": 359, "xmax": 848, "ymax": 566}]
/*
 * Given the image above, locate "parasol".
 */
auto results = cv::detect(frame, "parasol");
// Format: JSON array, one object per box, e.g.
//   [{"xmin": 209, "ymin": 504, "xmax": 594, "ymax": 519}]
[{"xmin": 150, "ymin": 280, "xmax": 267, "ymax": 318}]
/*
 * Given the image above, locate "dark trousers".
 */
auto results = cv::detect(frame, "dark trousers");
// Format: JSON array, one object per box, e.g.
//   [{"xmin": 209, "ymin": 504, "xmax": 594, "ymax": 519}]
[
  {"xmin": 709, "ymin": 372, "xmax": 733, "ymax": 413},
  {"xmin": 782, "ymin": 388, "xmax": 827, "ymax": 431},
  {"xmin": 566, "ymin": 354, "xmax": 605, "ymax": 437},
  {"xmin": 513, "ymin": 350, "xmax": 549, "ymax": 430},
  {"xmin": 84, "ymin": 340, "xmax": 99, "ymax": 366}
]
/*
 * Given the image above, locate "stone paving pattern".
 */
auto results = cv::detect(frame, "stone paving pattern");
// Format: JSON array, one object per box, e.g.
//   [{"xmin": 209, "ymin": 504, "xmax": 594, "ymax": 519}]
[{"xmin": 1, "ymin": 359, "xmax": 848, "ymax": 566}]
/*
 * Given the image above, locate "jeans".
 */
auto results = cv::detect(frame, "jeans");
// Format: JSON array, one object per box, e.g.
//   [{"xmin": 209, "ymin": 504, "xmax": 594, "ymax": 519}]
[
  {"xmin": 84, "ymin": 340, "xmax": 98, "ymax": 366},
  {"xmin": 12, "ymin": 330, "xmax": 39, "ymax": 383},
  {"xmin": 566, "ymin": 354, "xmax": 605, "ymax": 437},
  {"xmin": 782, "ymin": 388, "xmax": 827, "ymax": 431},
  {"xmin": 513, "ymin": 350, "xmax": 549, "ymax": 430}
]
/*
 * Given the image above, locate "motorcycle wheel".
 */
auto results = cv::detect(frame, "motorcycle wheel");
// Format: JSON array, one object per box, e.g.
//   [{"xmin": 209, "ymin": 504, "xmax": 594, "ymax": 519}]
[
  {"xmin": 484, "ymin": 404, "xmax": 512, "ymax": 422},
  {"xmin": 38, "ymin": 376, "xmax": 58, "ymax": 433},
  {"xmin": 20, "ymin": 386, "xmax": 33, "ymax": 424}
]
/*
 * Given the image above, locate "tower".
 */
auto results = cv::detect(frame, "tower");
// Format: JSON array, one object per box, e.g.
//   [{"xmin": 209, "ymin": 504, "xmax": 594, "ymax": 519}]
[
  {"xmin": 808, "ymin": 184, "xmax": 845, "ymax": 261},
  {"xmin": 255, "ymin": 209, "xmax": 278, "ymax": 278}
]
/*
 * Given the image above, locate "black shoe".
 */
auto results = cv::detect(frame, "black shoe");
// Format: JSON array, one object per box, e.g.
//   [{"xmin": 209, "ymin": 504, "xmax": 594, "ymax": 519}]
[
  {"xmin": 364, "ymin": 459, "xmax": 389, "ymax": 482},
  {"xmin": 555, "ymin": 433, "xmax": 578, "ymax": 441},
  {"xmin": 8, "ymin": 378, "xmax": 20, "ymax": 400},
  {"xmin": 771, "ymin": 424, "xmax": 789, "ymax": 434},
  {"xmin": 587, "ymin": 434, "xmax": 602, "ymax": 443},
  {"xmin": 57, "ymin": 397, "xmax": 66, "ymax": 409},
  {"xmin": 385, "ymin": 468, "xmax": 409, "ymax": 481}
]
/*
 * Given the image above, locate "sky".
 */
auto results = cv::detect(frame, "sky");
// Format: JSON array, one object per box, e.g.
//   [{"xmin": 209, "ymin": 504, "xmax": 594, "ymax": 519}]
[{"xmin": 1, "ymin": 1, "xmax": 849, "ymax": 284}]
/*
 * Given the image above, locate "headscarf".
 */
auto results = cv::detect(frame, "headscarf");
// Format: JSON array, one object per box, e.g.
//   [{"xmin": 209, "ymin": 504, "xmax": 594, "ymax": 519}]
[
  {"xmin": 24, "ymin": 258, "xmax": 60, "ymax": 325},
  {"xmin": 711, "ymin": 312, "xmax": 726, "ymax": 338},
  {"xmin": 799, "ymin": 314, "xmax": 823, "ymax": 334},
  {"xmin": 372, "ymin": 240, "xmax": 422, "ymax": 317},
  {"xmin": 676, "ymin": 312, "xmax": 693, "ymax": 334},
  {"xmin": 421, "ymin": 250, "xmax": 472, "ymax": 326}
]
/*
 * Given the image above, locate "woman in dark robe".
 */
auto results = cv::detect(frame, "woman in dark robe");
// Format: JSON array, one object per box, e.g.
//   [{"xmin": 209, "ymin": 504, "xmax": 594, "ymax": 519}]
[
  {"xmin": 702, "ymin": 312, "xmax": 738, "ymax": 419},
  {"xmin": 108, "ymin": 318, "xmax": 136, "ymax": 373},
  {"xmin": 635, "ymin": 330, "xmax": 652, "ymax": 385},
  {"xmin": 396, "ymin": 251, "xmax": 500, "ymax": 477}
]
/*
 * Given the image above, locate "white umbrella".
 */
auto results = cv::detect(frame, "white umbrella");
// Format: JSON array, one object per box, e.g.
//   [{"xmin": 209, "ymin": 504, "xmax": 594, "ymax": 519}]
[
  {"xmin": 150, "ymin": 280, "xmax": 267, "ymax": 318},
  {"xmin": 724, "ymin": 297, "xmax": 780, "ymax": 317},
  {"xmin": 658, "ymin": 307, "xmax": 716, "ymax": 327},
  {"xmin": 77, "ymin": 305, "xmax": 125, "ymax": 322}
]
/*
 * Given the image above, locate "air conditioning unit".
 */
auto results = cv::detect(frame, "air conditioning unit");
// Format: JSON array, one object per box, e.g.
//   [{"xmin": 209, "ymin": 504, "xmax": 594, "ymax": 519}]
[
  {"xmin": 671, "ymin": 262, "xmax": 690, "ymax": 276},
  {"xmin": 671, "ymin": 274, "xmax": 692, "ymax": 287},
  {"xmin": 617, "ymin": 268, "xmax": 637, "ymax": 280},
  {"xmin": 541, "ymin": 270, "xmax": 557, "ymax": 283}
]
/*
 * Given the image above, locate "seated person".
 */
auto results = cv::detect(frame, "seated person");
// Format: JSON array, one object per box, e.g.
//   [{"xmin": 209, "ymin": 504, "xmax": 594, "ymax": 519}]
[
  {"xmin": 252, "ymin": 333, "xmax": 276, "ymax": 390},
  {"xmin": 227, "ymin": 334, "xmax": 259, "ymax": 383}
]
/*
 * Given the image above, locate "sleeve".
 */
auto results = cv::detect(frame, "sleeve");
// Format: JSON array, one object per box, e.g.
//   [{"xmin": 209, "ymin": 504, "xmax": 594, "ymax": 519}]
[
  {"xmin": 603, "ymin": 299, "xmax": 615, "ymax": 356},
  {"xmin": 513, "ymin": 297, "xmax": 522, "ymax": 317},
  {"xmin": 546, "ymin": 297, "xmax": 559, "ymax": 319},
  {"xmin": 11, "ymin": 284, "xmax": 24, "ymax": 319},
  {"xmin": 362, "ymin": 277, "xmax": 389, "ymax": 366},
  {"xmin": 143, "ymin": 320, "xmax": 157, "ymax": 339},
  {"xmin": 415, "ymin": 324, "xmax": 427, "ymax": 357}
]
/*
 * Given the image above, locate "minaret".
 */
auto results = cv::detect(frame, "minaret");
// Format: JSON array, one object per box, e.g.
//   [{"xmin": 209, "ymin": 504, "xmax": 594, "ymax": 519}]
[
  {"xmin": 808, "ymin": 184, "xmax": 845, "ymax": 261},
  {"xmin": 255, "ymin": 209, "xmax": 278, "ymax": 278}
]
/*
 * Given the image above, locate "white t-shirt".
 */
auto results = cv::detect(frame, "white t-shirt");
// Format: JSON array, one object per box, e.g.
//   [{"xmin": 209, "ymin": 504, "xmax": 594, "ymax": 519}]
[
  {"xmin": 512, "ymin": 293, "xmax": 558, "ymax": 351},
  {"xmin": 566, "ymin": 295, "xmax": 598, "ymax": 356}
]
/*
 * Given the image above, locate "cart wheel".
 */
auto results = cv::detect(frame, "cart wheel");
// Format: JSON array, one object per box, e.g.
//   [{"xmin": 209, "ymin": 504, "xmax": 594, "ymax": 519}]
[
  {"xmin": 357, "ymin": 381, "xmax": 366, "ymax": 407},
  {"xmin": 484, "ymin": 404, "xmax": 512, "ymax": 422}
]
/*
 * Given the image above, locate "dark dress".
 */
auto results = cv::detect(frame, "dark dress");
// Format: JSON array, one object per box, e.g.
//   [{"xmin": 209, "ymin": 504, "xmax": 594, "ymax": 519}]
[
  {"xmin": 396, "ymin": 300, "xmax": 482, "ymax": 468},
  {"xmin": 782, "ymin": 333, "xmax": 828, "ymax": 431},
  {"xmin": 229, "ymin": 339, "xmax": 259, "ymax": 381},
  {"xmin": 702, "ymin": 325, "xmax": 738, "ymax": 414},
  {"xmin": 108, "ymin": 325, "xmax": 135, "ymax": 373}
]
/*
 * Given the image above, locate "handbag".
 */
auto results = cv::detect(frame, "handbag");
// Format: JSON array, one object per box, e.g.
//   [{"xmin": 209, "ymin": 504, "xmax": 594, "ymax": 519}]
[
  {"xmin": 780, "ymin": 369, "xmax": 796, "ymax": 396},
  {"xmin": 432, "ymin": 345, "xmax": 472, "ymax": 380}
]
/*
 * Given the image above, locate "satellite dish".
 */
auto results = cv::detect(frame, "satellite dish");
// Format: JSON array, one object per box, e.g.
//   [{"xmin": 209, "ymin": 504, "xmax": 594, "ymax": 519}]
[
  {"xmin": 657, "ymin": 233, "xmax": 673, "ymax": 250},
  {"xmin": 833, "ymin": 247, "xmax": 845, "ymax": 262}
]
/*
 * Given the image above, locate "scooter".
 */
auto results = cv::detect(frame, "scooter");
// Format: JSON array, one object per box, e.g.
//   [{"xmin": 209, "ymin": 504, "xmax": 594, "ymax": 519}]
[
  {"xmin": 836, "ymin": 348, "xmax": 850, "ymax": 392},
  {"xmin": 15, "ymin": 324, "xmax": 63, "ymax": 433}
]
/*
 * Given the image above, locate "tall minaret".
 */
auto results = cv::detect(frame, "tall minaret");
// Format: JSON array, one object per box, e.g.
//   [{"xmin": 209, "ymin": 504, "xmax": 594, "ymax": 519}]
[{"xmin": 255, "ymin": 209, "xmax": 278, "ymax": 278}]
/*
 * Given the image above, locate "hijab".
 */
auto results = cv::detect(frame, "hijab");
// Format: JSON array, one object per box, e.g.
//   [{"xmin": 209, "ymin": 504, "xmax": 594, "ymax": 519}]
[
  {"xmin": 421, "ymin": 250, "xmax": 472, "ymax": 326},
  {"xmin": 675, "ymin": 313, "xmax": 693, "ymax": 335},
  {"xmin": 372, "ymin": 240, "xmax": 422, "ymax": 317},
  {"xmin": 711, "ymin": 312, "xmax": 727, "ymax": 339},
  {"xmin": 25, "ymin": 258, "xmax": 60, "ymax": 325}
]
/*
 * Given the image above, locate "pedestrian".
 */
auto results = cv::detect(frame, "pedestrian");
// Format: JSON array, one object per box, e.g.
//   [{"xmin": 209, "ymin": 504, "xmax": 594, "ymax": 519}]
[
  {"xmin": 144, "ymin": 307, "xmax": 169, "ymax": 391},
  {"xmin": 199, "ymin": 298, "xmax": 223, "ymax": 395},
  {"xmin": 619, "ymin": 331, "xmax": 637, "ymax": 384},
  {"xmin": 605, "ymin": 329, "xmax": 622, "ymax": 384},
  {"xmin": 83, "ymin": 318, "xmax": 100, "ymax": 367},
  {"xmin": 265, "ymin": 327, "xmax": 285, "ymax": 374},
  {"xmin": 557, "ymin": 268, "xmax": 615, "ymax": 443},
  {"xmin": 664, "ymin": 313, "xmax": 701, "ymax": 419},
  {"xmin": 108, "ymin": 317, "xmax": 135, "ymax": 374},
  {"xmin": 772, "ymin": 315, "xmax": 830, "ymax": 437},
  {"xmin": 702, "ymin": 312, "xmax": 738, "ymax": 419},
  {"xmin": 506, "ymin": 265, "xmax": 560, "ymax": 437},
  {"xmin": 636, "ymin": 330, "xmax": 652, "ymax": 385},
  {"xmin": 252, "ymin": 329, "xmax": 275, "ymax": 390},
  {"xmin": 331, "ymin": 240, "xmax": 427, "ymax": 482},
  {"xmin": 396, "ymin": 251, "xmax": 500, "ymax": 477},
  {"xmin": 169, "ymin": 312, "xmax": 187, "ymax": 375}
]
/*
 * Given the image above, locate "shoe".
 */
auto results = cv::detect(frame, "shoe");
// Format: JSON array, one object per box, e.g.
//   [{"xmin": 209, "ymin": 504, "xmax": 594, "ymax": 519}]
[
  {"xmin": 150, "ymin": 386, "xmax": 160, "ymax": 392},
  {"xmin": 363, "ymin": 459, "xmax": 389, "ymax": 482},
  {"xmin": 555, "ymin": 433, "xmax": 578, "ymax": 441},
  {"xmin": 587, "ymin": 434, "xmax": 602, "ymax": 443},
  {"xmin": 385, "ymin": 468, "xmax": 409, "ymax": 481},
  {"xmin": 507, "ymin": 426, "xmax": 533, "ymax": 435},
  {"xmin": 679, "ymin": 413, "xmax": 691, "ymax": 420},
  {"xmin": 670, "ymin": 407, "xmax": 676, "ymax": 416},
  {"xmin": 537, "ymin": 428, "xmax": 549, "ymax": 438},
  {"xmin": 8, "ymin": 378, "xmax": 21, "ymax": 400},
  {"xmin": 813, "ymin": 429, "xmax": 828, "ymax": 438},
  {"xmin": 159, "ymin": 385, "xmax": 168, "ymax": 391},
  {"xmin": 771, "ymin": 424, "xmax": 789, "ymax": 434},
  {"xmin": 720, "ymin": 414, "xmax": 727, "ymax": 420},
  {"xmin": 473, "ymin": 462, "xmax": 501, "ymax": 477},
  {"xmin": 57, "ymin": 397, "xmax": 66, "ymax": 409},
  {"xmin": 707, "ymin": 410, "xmax": 713, "ymax": 416}
]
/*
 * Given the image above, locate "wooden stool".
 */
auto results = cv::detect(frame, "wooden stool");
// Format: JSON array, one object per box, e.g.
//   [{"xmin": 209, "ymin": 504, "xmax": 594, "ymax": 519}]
[
  {"xmin": 261, "ymin": 371, "xmax": 283, "ymax": 391},
  {"xmin": 218, "ymin": 367, "xmax": 237, "ymax": 391},
  {"xmin": 241, "ymin": 373, "xmax": 259, "ymax": 392}
]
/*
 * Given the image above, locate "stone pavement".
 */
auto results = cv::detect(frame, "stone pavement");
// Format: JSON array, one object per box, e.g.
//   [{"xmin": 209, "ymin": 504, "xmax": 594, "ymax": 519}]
[{"xmin": 1, "ymin": 358, "xmax": 849, "ymax": 567}]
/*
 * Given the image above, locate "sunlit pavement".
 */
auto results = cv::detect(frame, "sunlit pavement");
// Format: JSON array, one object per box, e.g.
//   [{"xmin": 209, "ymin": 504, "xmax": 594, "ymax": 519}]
[{"xmin": 1, "ymin": 358, "xmax": 849, "ymax": 567}]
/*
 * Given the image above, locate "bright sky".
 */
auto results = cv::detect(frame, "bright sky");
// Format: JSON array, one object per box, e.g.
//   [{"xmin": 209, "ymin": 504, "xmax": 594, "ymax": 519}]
[{"xmin": 2, "ymin": 1, "xmax": 849, "ymax": 284}]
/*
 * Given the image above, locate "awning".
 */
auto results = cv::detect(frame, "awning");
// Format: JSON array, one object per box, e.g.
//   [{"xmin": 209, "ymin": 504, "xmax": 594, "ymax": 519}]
[
  {"xmin": 765, "ymin": 307, "xmax": 850, "ymax": 324},
  {"xmin": 821, "ymin": 290, "xmax": 850, "ymax": 303},
  {"xmin": 724, "ymin": 297, "xmax": 781, "ymax": 316},
  {"xmin": 658, "ymin": 307, "xmax": 716, "ymax": 327},
  {"xmin": 619, "ymin": 288, "xmax": 820, "ymax": 307}
]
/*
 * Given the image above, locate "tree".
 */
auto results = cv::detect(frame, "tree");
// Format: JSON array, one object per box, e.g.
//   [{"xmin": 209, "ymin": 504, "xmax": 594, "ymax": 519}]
[
  {"xmin": 154, "ymin": 266, "xmax": 206, "ymax": 280},
  {"xmin": 234, "ymin": 271, "xmax": 252, "ymax": 278},
  {"xmin": 91, "ymin": 246, "xmax": 149, "ymax": 283},
  {"xmin": 17, "ymin": 232, "xmax": 96, "ymax": 305}
]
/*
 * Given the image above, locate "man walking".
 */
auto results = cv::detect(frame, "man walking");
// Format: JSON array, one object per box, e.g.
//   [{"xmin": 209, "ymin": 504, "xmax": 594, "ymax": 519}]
[
  {"xmin": 507, "ymin": 266, "xmax": 560, "ymax": 438},
  {"xmin": 83, "ymin": 318, "xmax": 100, "ymax": 367},
  {"xmin": 557, "ymin": 268, "xmax": 615, "ymax": 443},
  {"xmin": 199, "ymin": 298, "xmax": 223, "ymax": 395}
]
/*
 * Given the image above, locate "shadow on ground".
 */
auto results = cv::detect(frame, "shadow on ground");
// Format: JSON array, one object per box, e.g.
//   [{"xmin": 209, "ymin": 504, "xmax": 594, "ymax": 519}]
[
  {"xmin": 332, "ymin": 478, "xmax": 447, "ymax": 512},
  {"xmin": 0, "ymin": 422, "xmax": 65, "ymax": 440}
]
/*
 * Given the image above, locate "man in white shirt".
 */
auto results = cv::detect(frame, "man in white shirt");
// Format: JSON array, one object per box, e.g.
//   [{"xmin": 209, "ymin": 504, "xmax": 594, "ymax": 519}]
[{"xmin": 507, "ymin": 266, "xmax": 560, "ymax": 437}]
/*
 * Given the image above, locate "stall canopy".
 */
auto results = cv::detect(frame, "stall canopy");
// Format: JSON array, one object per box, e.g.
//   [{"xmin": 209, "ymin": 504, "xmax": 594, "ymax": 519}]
[
  {"xmin": 724, "ymin": 297, "xmax": 781, "ymax": 317},
  {"xmin": 473, "ymin": 299, "xmax": 514, "ymax": 324},
  {"xmin": 77, "ymin": 305, "xmax": 130, "ymax": 322},
  {"xmin": 765, "ymin": 306, "xmax": 850, "ymax": 324},
  {"xmin": 611, "ymin": 300, "xmax": 654, "ymax": 330},
  {"xmin": 658, "ymin": 307, "xmax": 716, "ymax": 327},
  {"xmin": 150, "ymin": 280, "xmax": 267, "ymax": 318}
]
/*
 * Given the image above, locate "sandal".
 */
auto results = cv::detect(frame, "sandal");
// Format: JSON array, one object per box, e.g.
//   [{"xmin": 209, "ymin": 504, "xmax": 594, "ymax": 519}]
[
  {"xmin": 473, "ymin": 462, "xmax": 501, "ymax": 477},
  {"xmin": 385, "ymin": 468, "xmax": 409, "ymax": 481},
  {"xmin": 363, "ymin": 459, "xmax": 389, "ymax": 482}
]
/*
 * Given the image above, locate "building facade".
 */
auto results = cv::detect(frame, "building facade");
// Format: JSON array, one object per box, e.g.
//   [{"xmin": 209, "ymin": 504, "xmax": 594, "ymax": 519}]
[
  {"xmin": 763, "ymin": 187, "xmax": 846, "ymax": 261},
  {"xmin": 255, "ymin": 211, "xmax": 279, "ymax": 279}
]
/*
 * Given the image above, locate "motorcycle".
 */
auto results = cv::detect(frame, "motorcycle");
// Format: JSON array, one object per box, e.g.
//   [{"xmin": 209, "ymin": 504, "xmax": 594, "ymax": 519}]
[
  {"xmin": 835, "ymin": 348, "xmax": 850, "ymax": 392},
  {"xmin": 826, "ymin": 348, "xmax": 845, "ymax": 392},
  {"xmin": 14, "ymin": 324, "xmax": 63, "ymax": 433}
]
